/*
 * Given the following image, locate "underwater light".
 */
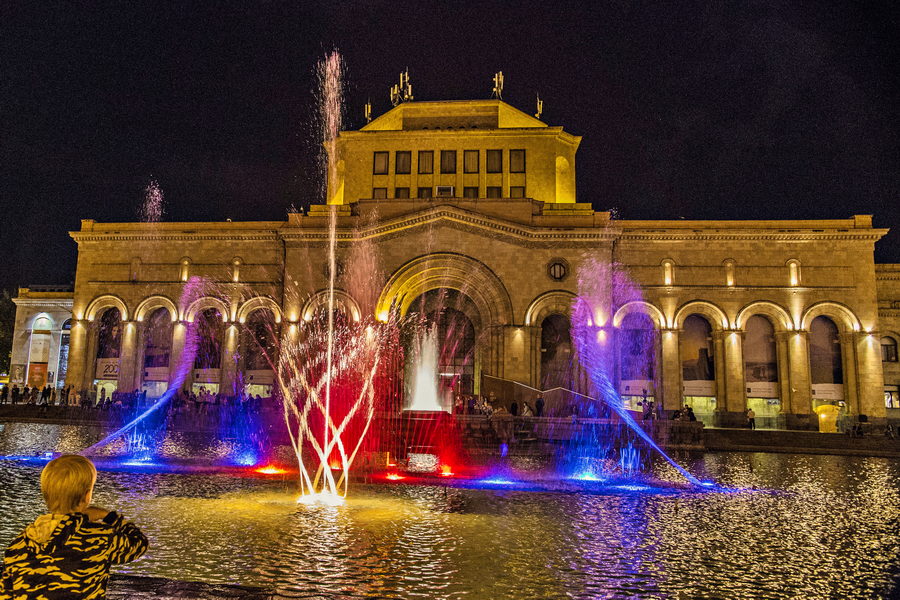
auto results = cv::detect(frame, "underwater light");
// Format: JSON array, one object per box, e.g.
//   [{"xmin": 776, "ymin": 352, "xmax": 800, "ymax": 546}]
[
  {"xmin": 480, "ymin": 478, "xmax": 516, "ymax": 485},
  {"xmin": 120, "ymin": 460, "xmax": 163, "ymax": 468},
  {"xmin": 572, "ymin": 472, "xmax": 604, "ymax": 482},
  {"xmin": 439, "ymin": 465, "xmax": 454, "ymax": 477},
  {"xmin": 233, "ymin": 452, "xmax": 258, "ymax": 466},
  {"xmin": 613, "ymin": 484, "xmax": 651, "ymax": 492},
  {"xmin": 255, "ymin": 465, "xmax": 287, "ymax": 475},
  {"xmin": 385, "ymin": 473, "xmax": 405, "ymax": 481},
  {"xmin": 297, "ymin": 493, "xmax": 345, "ymax": 507}
]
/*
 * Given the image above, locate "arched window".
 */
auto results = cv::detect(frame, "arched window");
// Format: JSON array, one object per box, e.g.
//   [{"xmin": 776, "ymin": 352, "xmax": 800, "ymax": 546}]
[
  {"xmin": 882, "ymin": 336, "xmax": 899, "ymax": 363},
  {"xmin": 241, "ymin": 310, "xmax": 278, "ymax": 371},
  {"xmin": 681, "ymin": 314, "xmax": 716, "ymax": 423},
  {"xmin": 787, "ymin": 259, "xmax": 801, "ymax": 287},
  {"xmin": 723, "ymin": 259, "xmax": 735, "ymax": 287},
  {"xmin": 32, "ymin": 316, "xmax": 52, "ymax": 331},
  {"xmin": 662, "ymin": 259, "xmax": 675, "ymax": 286}
]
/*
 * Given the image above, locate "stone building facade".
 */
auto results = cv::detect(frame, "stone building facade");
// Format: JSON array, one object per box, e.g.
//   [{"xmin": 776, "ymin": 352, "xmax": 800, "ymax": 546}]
[{"xmin": 19, "ymin": 100, "xmax": 898, "ymax": 429}]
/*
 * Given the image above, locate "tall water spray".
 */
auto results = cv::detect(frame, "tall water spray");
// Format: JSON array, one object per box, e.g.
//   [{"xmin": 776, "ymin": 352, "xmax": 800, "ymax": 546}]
[
  {"xmin": 571, "ymin": 257, "xmax": 703, "ymax": 486},
  {"xmin": 407, "ymin": 325, "xmax": 446, "ymax": 412},
  {"xmin": 139, "ymin": 179, "xmax": 164, "ymax": 222}
]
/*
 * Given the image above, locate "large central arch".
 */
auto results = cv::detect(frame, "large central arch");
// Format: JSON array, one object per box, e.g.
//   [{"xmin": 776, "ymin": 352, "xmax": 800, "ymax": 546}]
[{"xmin": 376, "ymin": 253, "xmax": 513, "ymax": 326}]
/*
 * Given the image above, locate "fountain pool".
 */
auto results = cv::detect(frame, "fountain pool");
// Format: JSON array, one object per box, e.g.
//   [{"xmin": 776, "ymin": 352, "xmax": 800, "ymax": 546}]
[{"xmin": 1, "ymin": 423, "xmax": 899, "ymax": 599}]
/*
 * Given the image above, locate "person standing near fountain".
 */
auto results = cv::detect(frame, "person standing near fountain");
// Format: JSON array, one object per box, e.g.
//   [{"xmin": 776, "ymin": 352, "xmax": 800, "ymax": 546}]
[{"xmin": 1, "ymin": 455, "xmax": 148, "ymax": 598}]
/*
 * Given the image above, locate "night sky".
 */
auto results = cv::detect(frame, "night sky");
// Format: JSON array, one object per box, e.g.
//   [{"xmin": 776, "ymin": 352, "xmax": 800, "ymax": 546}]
[{"xmin": 2, "ymin": 2, "xmax": 898, "ymax": 291}]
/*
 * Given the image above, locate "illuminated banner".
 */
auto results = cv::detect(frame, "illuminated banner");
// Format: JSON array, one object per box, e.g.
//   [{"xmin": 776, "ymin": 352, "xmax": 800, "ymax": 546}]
[
  {"xmin": 95, "ymin": 358, "xmax": 120, "ymax": 380},
  {"xmin": 10, "ymin": 364, "xmax": 25, "ymax": 384},
  {"xmin": 683, "ymin": 380, "xmax": 716, "ymax": 396},
  {"xmin": 812, "ymin": 384, "xmax": 844, "ymax": 401},
  {"xmin": 27, "ymin": 363, "xmax": 48, "ymax": 388}
]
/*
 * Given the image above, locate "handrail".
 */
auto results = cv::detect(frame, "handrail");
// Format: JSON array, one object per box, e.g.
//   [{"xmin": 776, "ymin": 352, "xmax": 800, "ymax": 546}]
[{"xmin": 481, "ymin": 373, "xmax": 596, "ymax": 401}]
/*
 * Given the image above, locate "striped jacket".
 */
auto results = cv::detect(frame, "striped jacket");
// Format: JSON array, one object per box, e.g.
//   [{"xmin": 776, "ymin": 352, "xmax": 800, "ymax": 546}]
[{"xmin": 1, "ymin": 511, "xmax": 148, "ymax": 600}]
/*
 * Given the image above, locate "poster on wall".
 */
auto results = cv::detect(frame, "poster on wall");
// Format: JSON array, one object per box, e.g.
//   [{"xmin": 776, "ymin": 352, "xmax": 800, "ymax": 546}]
[
  {"xmin": 95, "ymin": 358, "xmax": 120, "ymax": 380},
  {"xmin": 27, "ymin": 363, "xmax": 48, "ymax": 388},
  {"xmin": 10, "ymin": 364, "xmax": 25, "ymax": 384},
  {"xmin": 811, "ymin": 384, "xmax": 844, "ymax": 401},
  {"xmin": 683, "ymin": 380, "xmax": 716, "ymax": 396}
]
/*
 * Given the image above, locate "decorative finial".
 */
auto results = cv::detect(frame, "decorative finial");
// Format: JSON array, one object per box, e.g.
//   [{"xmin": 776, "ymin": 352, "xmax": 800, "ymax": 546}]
[
  {"xmin": 364, "ymin": 100, "xmax": 372, "ymax": 122},
  {"xmin": 535, "ymin": 94, "xmax": 543, "ymax": 120},
  {"xmin": 491, "ymin": 71, "xmax": 504, "ymax": 99},
  {"xmin": 391, "ymin": 69, "xmax": 413, "ymax": 106}
]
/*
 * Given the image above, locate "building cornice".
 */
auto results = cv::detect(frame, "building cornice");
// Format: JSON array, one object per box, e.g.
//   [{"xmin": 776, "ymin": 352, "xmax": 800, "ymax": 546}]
[
  {"xmin": 280, "ymin": 205, "xmax": 619, "ymax": 244},
  {"xmin": 12, "ymin": 298, "xmax": 73, "ymax": 308}
]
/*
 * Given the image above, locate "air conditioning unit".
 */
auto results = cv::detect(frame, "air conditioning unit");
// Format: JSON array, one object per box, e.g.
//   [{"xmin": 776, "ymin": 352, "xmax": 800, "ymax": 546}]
[{"xmin": 435, "ymin": 186, "xmax": 455, "ymax": 197}]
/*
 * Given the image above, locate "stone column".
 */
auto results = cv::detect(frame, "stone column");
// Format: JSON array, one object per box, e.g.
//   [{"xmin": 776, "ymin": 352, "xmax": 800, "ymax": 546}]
[
  {"xmin": 853, "ymin": 332, "xmax": 886, "ymax": 424},
  {"xmin": 219, "ymin": 324, "xmax": 240, "ymax": 396},
  {"xmin": 785, "ymin": 331, "xmax": 812, "ymax": 429},
  {"xmin": 117, "ymin": 321, "xmax": 138, "ymax": 393},
  {"xmin": 659, "ymin": 329, "xmax": 682, "ymax": 412},
  {"xmin": 839, "ymin": 332, "xmax": 860, "ymax": 417},
  {"xmin": 65, "ymin": 319, "xmax": 90, "ymax": 391},
  {"xmin": 722, "ymin": 330, "xmax": 746, "ymax": 415},
  {"xmin": 712, "ymin": 330, "xmax": 728, "ymax": 426},
  {"xmin": 774, "ymin": 331, "xmax": 792, "ymax": 428},
  {"xmin": 168, "ymin": 321, "xmax": 188, "ymax": 390}
]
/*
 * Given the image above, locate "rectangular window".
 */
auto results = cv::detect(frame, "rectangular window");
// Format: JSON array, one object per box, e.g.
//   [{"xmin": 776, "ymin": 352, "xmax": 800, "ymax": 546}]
[
  {"xmin": 463, "ymin": 150, "xmax": 479, "ymax": 173},
  {"xmin": 395, "ymin": 151, "xmax": 411, "ymax": 174},
  {"xmin": 440, "ymin": 150, "xmax": 457, "ymax": 174},
  {"xmin": 486, "ymin": 149, "xmax": 502, "ymax": 173},
  {"xmin": 486, "ymin": 186, "xmax": 502, "ymax": 198},
  {"xmin": 373, "ymin": 152, "xmax": 389, "ymax": 175},
  {"xmin": 436, "ymin": 186, "xmax": 455, "ymax": 197},
  {"xmin": 417, "ymin": 187, "xmax": 433, "ymax": 198},
  {"xmin": 463, "ymin": 186, "xmax": 478, "ymax": 198},
  {"xmin": 395, "ymin": 187, "xmax": 410, "ymax": 199},
  {"xmin": 418, "ymin": 150, "xmax": 433, "ymax": 174},
  {"xmin": 509, "ymin": 186, "xmax": 525, "ymax": 198},
  {"xmin": 372, "ymin": 187, "xmax": 387, "ymax": 199},
  {"xmin": 510, "ymin": 149, "xmax": 526, "ymax": 173}
]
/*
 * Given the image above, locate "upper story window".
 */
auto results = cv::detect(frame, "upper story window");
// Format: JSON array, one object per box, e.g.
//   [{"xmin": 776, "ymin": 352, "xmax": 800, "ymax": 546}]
[
  {"xmin": 882, "ymin": 337, "xmax": 899, "ymax": 362},
  {"xmin": 417, "ymin": 187, "xmax": 432, "ymax": 198},
  {"xmin": 723, "ymin": 259, "xmax": 735, "ymax": 287},
  {"xmin": 395, "ymin": 187, "xmax": 410, "ymax": 199},
  {"xmin": 395, "ymin": 151, "xmax": 411, "ymax": 174},
  {"xmin": 463, "ymin": 150, "xmax": 479, "ymax": 173},
  {"xmin": 463, "ymin": 186, "xmax": 478, "ymax": 198},
  {"xmin": 440, "ymin": 150, "xmax": 457, "ymax": 174},
  {"xmin": 418, "ymin": 151, "xmax": 433, "ymax": 174},
  {"xmin": 486, "ymin": 186, "xmax": 502, "ymax": 198},
  {"xmin": 373, "ymin": 187, "xmax": 387, "ymax": 199},
  {"xmin": 510, "ymin": 186, "xmax": 525, "ymax": 198},
  {"xmin": 662, "ymin": 259, "xmax": 675, "ymax": 286},
  {"xmin": 787, "ymin": 259, "xmax": 801, "ymax": 287},
  {"xmin": 510, "ymin": 149, "xmax": 526, "ymax": 173},
  {"xmin": 486, "ymin": 149, "xmax": 502, "ymax": 173},
  {"xmin": 373, "ymin": 152, "xmax": 389, "ymax": 175}
]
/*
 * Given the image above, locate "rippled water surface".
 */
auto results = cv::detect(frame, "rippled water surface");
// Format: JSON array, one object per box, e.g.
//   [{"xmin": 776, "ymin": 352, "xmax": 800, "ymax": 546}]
[{"xmin": 1, "ymin": 422, "xmax": 898, "ymax": 599}]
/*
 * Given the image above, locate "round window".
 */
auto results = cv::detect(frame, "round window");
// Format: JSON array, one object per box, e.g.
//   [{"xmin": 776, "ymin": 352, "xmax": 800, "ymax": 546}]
[{"xmin": 547, "ymin": 260, "xmax": 568, "ymax": 281}]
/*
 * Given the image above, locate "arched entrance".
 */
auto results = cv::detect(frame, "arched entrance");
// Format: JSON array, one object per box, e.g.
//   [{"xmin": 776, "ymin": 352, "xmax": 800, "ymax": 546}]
[
  {"xmin": 540, "ymin": 314, "xmax": 573, "ymax": 390},
  {"xmin": 680, "ymin": 314, "xmax": 716, "ymax": 425},
  {"xmin": 405, "ymin": 289, "xmax": 479, "ymax": 410},
  {"xmin": 743, "ymin": 315, "xmax": 779, "ymax": 428},
  {"xmin": 809, "ymin": 315, "xmax": 844, "ymax": 407},
  {"xmin": 617, "ymin": 312, "xmax": 658, "ymax": 412},
  {"xmin": 141, "ymin": 307, "xmax": 173, "ymax": 398},
  {"xmin": 193, "ymin": 307, "xmax": 224, "ymax": 394},
  {"xmin": 94, "ymin": 307, "xmax": 122, "ymax": 403},
  {"xmin": 239, "ymin": 309, "xmax": 280, "ymax": 399}
]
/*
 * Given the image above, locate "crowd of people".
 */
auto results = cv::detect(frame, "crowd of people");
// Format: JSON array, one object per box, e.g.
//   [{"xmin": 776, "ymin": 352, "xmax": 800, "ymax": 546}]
[
  {"xmin": 451, "ymin": 392, "xmax": 547, "ymax": 418},
  {"xmin": 0, "ymin": 383, "xmax": 273, "ymax": 416}
]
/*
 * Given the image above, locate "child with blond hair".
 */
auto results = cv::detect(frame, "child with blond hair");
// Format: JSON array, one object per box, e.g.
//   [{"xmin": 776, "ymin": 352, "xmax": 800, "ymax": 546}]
[{"xmin": 1, "ymin": 454, "xmax": 148, "ymax": 599}]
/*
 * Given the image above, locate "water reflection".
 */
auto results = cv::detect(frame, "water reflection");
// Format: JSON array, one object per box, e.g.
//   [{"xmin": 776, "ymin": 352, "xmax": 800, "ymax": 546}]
[{"xmin": 0, "ymin": 425, "xmax": 898, "ymax": 599}]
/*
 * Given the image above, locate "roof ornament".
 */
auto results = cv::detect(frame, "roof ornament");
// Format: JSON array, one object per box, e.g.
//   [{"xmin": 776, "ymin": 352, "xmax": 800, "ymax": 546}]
[
  {"xmin": 491, "ymin": 71, "xmax": 504, "ymax": 99},
  {"xmin": 390, "ymin": 68, "xmax": 413, "ymax": 106},
  {"xmin": 364, "ymin": 100, "xmax": 372, "ymax": 123},
  {"xmin": 535, "ymin": 94, "xmax": 543, "ymax": 120}
]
